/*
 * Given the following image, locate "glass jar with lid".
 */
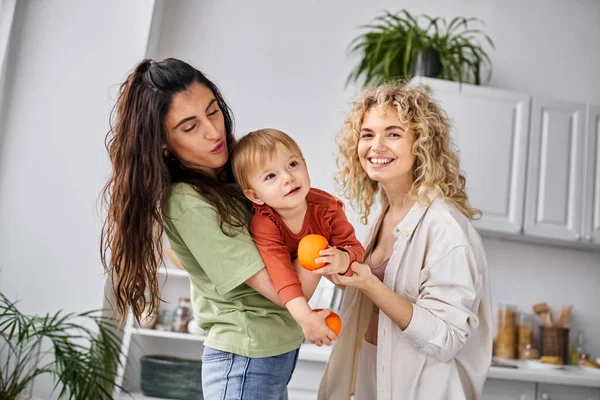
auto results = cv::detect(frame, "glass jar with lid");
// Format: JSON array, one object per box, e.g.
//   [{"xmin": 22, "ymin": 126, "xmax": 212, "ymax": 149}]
[
  {"xmin": 496, "ymin": 304, "xmax": 517, "ymax": 359},
  {"xmin": 518, "ymin": 313, "xmax": 534, "ymax": 359},
  {"xmin": 171, "ymin": 297, "xmax": 192, "ymax": 333},
  {"xmin": 521, "ymin": 343, "xmax": 540, "ymax": 360}
]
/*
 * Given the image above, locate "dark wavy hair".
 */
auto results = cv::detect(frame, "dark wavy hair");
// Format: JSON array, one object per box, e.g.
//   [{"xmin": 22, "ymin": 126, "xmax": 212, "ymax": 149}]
[{"xmin": 100, "ymin": 58, "xmax": 250, "ymax": 324}]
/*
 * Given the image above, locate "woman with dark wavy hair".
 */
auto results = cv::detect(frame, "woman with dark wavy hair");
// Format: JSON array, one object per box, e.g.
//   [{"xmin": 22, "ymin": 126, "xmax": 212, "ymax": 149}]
[
  {"xmin": 101, "ymin": 58, "xmax": 311, "ymax": 399},
  {"xmin": 318, "ymin": 83, "xmax": 493, "ymax": 400}
]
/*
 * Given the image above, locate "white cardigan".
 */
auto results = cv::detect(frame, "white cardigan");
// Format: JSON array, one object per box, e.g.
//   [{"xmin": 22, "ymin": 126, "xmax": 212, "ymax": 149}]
[{"xmin": 318, "ymin": 192, "xmax": 493, "ymax": 400}]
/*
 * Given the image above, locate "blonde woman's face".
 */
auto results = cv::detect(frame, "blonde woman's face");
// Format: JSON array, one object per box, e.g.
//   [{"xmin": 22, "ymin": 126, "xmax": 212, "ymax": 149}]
[{"xmin": 358, "ymin": 105, "xmax": 415, "ymax": 186}]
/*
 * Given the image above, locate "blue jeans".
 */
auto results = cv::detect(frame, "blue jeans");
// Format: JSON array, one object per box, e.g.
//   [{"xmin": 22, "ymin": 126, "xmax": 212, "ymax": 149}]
[{"xmin": 201, "ymin": 346, "xmax": 300, "ymax": 400}]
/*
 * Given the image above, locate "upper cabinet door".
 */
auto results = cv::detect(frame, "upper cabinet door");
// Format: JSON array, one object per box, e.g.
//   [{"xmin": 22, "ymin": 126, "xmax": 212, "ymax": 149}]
[
  {"xmin": 583, "ymin": 105, "xmax": 600, "ymax": 244},
  {"xmin": 525, "ymin": 97, "xmax": 586, "ymax": 241},
  {"xmin": 417, "ymin": 78, "xmax": 531, "ymax": 234}
]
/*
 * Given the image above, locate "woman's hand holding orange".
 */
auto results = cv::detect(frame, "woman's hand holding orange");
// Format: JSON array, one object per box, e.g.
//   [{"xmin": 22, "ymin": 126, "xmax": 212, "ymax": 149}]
[{"xmin": 329, "ymin": 261, "xmax": 378, "ymax": 291}]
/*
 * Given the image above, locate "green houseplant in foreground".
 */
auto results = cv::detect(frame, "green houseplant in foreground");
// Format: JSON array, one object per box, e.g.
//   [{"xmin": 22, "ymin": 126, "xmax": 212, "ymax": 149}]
[
  {"xmin": 0, "ymin": 292, "xmax": 123, "ymax": 399},
  {"xmin": 347, "ymin": 9, "xmax": 495, "ymax": 87}
]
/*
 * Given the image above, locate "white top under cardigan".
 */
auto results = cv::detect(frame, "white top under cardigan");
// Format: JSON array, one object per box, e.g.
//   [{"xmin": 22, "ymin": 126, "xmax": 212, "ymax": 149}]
[{"xmin": 318, "ymin": 191, "xmax": 493, "ymax": 400}]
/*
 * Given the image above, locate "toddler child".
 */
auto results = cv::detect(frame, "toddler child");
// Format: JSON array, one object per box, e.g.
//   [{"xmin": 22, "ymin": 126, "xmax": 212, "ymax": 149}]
[{"xmin": 232, "ymin": 128, "xmax": 365, "ymax": 346}]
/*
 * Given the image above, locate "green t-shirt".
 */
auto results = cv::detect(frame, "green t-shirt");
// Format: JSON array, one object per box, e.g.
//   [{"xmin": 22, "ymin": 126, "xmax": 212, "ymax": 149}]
[{"xmin": 163, "ymin": 183, "xmax": 304, "ymax": 358}]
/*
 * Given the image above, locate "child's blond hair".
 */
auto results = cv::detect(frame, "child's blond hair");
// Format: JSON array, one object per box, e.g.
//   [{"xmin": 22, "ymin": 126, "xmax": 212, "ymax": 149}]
[{"xmin": 232, "ymin": 128, "xmax": 304, "ymax": 190}]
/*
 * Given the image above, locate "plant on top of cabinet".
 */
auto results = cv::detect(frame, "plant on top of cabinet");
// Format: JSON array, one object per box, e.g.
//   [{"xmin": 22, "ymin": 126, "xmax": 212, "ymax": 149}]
[{"xmin": 346, "ymin": 9, "xmax": 495, "ymax": 87}]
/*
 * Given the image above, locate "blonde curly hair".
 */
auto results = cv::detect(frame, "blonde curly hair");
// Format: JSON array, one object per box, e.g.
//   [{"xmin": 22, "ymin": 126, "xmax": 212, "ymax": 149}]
[{"xmin": 336, "ymin": 82, "xmax": 480, "ymax": 224}]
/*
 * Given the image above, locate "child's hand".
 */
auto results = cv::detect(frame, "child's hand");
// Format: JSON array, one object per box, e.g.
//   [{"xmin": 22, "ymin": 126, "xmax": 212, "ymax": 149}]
[
  {"xmin": 298, "ymin": 309, "xmax": 338, "ymax": 346},
  {"xmin": 312, "ymin": 247, "xmax": 351, "ymax": 276}
]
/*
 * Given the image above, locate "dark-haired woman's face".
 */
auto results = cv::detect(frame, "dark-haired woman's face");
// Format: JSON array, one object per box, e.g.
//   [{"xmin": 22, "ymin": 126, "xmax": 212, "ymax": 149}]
[{"xmin": 165, "ymin": 82, "xmax": 227, "ymax": 177}]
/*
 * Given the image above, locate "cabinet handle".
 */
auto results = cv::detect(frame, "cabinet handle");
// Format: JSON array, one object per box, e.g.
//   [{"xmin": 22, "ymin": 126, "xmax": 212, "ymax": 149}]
[
  {"xmin": 574, "ymin": 233, "xmax": 581, "ymax": 241},
  {"xmin": 541, "ymin": 393, "xmax": 551, "ymax": 400},
  {"xmin": 584, "ymin": 234, "xmax": 592, "ymax": 241}
]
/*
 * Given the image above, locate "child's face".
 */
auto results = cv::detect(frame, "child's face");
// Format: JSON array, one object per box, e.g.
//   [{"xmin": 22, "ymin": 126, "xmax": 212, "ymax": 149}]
[{"xmin": 244, "ymin": 143, "xmax": 311, "ymax": 213}]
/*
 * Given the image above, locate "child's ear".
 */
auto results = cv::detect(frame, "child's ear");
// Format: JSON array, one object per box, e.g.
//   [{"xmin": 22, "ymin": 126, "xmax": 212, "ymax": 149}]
[{"xmin": 243, "ymin": 188, "xmax": 264, "ymax": 205}]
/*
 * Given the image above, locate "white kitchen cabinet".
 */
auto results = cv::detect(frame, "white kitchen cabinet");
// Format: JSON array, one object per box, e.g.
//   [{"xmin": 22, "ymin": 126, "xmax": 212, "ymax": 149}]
[
  {"xmin": 524, "ymin": 97, "xmax": 587, "ymax": 241},
  {"xmin": 413, "ymin": 78, "xmax": 600, "ymax": 248},
  {"xmin": 481, "ymin": 379, "xmax": 536, "ymax": 400},
  {"xmin": 537, "ymin": 383, "xmax": 600, "ymax": 400},
  {"xmin": 114, "ymin": 267, "xmax": 199, "ymax": 398},
  {"xmin": 415, "ymin": 77, "xmax": 531, "ymax": 234},
  {"xmin": 583, "ymin": 105, "xmax": 600, "ymax": 244}
]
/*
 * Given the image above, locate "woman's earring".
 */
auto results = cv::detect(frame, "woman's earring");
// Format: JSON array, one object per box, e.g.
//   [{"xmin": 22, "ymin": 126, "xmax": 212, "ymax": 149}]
[{"xmin": 163, "ymin": 148, "xmax": 170, "ymax": 158}]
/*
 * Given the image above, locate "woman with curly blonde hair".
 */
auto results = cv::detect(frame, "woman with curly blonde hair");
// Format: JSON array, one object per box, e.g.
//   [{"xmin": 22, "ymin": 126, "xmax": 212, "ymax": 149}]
[{"xmin": 317, "ymin": 83, "xmax": 493, "ymax": 400}]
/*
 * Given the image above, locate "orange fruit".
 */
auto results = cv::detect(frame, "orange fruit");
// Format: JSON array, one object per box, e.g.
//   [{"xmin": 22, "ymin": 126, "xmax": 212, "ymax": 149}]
[
  {"xmin": 313, "ymin": 308, "xmax": 342, "ymax": 336},
  {"xmin": 298, "ymin": 234, "xmax": 329, "ymax": 270}
]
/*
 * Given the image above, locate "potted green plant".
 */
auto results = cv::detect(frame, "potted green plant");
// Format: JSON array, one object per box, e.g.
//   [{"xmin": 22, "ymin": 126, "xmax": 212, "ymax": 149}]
[
  {"xmin": 346, "ymin": 9, "xmax": 495, "ymax": 87},
  {"xmin": 0, "ymin": 292, "xmax": 124, "ymax": 400}
]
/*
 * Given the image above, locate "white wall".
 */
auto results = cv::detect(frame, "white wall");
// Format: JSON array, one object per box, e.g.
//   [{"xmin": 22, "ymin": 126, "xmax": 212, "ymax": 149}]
[
  {"xmin": 153, "ymin": 0, "xmax": 600, "ymax": 355},
  {"xmin": 0, "ymin": 0, "xmax": 16, "ymax": 83},
  {"xmin": 0, "ymin": 1, "xmax": 155, "ymax": 397},
  {"xmin": 0, "ymin": 0, "xmax": 16, "ymax": 145}
]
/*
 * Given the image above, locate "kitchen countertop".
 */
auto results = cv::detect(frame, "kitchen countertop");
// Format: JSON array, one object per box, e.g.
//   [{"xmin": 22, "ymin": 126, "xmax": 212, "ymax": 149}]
[
  {"xmin": 489, "ymin": 359, "xmax": 600, "ymax": 388},
  {"xmin": 299, "ymin": 346, "xmax": 600, "ymax": 388}
]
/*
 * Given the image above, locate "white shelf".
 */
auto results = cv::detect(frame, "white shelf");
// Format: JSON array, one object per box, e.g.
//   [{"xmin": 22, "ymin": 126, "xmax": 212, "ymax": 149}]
[
  {"xmin": 120, "ymin": 393, "xmax": 172, "ymax": 400},
  {"xmin": 298, "ymin": 343, "xmax": 332, "ymax": 363},
  {"xmin": 126, "ymin": 326, "xmax": 206, "ymax": 342},
  {"xmin": 127, "ymin": 326, "xmax": 331, "ymax": 362},
  {"xmin": 295, "ymin": 347, "xmax": 600, "ymax": 388},
  {"xmin": 157, "ymin": 267, "xmax": 188, "ymax": 277},
  {"xmin": 488, "ymin": 363, "xmax": 600, "ymax": 388}
]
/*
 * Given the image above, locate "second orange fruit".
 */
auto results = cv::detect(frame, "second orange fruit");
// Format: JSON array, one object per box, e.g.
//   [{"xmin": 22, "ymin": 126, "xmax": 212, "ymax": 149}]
[
  {"xmin": 298, "ymin": 234, "xmax": 329, "ymax": 270},
  {"xmin": 313, "ymin": 308, "xmax": 342, "ymax": 336}
]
